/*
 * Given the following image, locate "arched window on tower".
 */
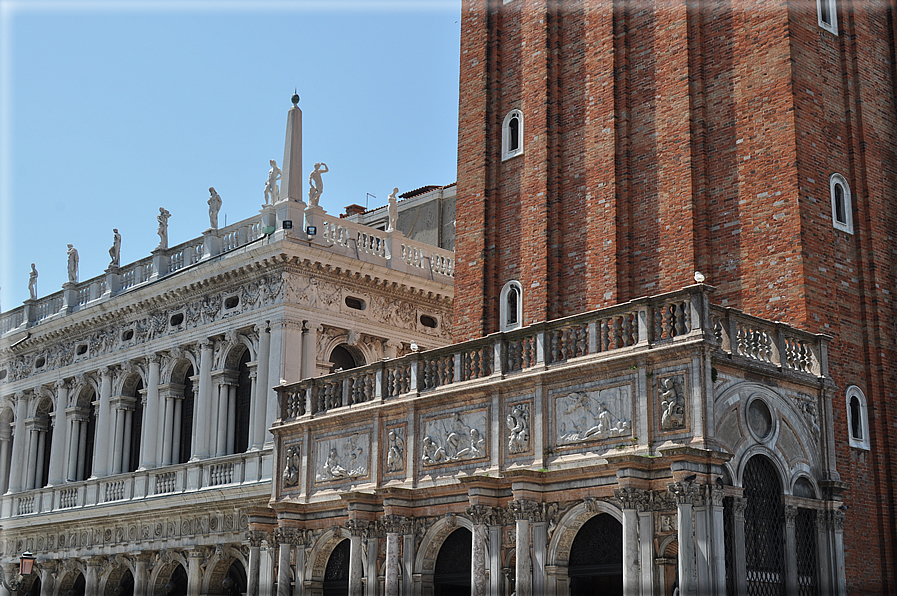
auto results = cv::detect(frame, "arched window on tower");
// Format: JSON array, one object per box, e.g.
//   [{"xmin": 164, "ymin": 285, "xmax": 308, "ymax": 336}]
[
  {"xmin": 502, "ymin": 109, "xmax": 524, "ymax": 161},
  {"xmin": 500, "ymin": 281, "xmax": 523, "ymax": 332},
  {"xmin": 817, "ymin": 0, "xmax": 838, "ymax": 34},
  {"xmin": 846, "ymin": 385, "xmax": 870, "ymax": 450},
  {"xmin": 830, "ymin": 173, "xmax": 853, "ymax": 234}
]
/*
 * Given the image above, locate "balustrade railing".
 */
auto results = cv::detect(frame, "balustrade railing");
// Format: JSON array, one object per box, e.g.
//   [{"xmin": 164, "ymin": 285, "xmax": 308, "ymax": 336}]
[
  {"xmin": 278, "ymin": 286, "xmax": 829, "ymax": 423},
  {"xmin": 1, "ymin": 449, "xmax": 270, "ymax": 519}
]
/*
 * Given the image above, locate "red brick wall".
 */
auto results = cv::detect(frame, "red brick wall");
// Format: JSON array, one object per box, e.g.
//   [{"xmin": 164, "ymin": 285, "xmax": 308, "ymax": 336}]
[{"xmin": 454, "ymin": 0, "xmax": 897, "ymax": 590}]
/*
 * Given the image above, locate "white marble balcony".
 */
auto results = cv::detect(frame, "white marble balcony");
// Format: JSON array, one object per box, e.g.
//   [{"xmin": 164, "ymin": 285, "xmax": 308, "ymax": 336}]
[{"xmin": 1, "ymin": 448, "xmax": 272, "ymax": 519}]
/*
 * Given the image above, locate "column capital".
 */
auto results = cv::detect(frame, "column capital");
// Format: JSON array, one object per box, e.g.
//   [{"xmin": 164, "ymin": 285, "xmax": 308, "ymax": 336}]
[
  {"xmin": 198, "ymin": 339, "xmax": 214, "ymax": 352},
  {"xmin": 254, "ymin": 321, "xmax": 271, "ymax": 335},
  {"xmin": 614, "ymin": 487, "xmax": 649, "ymax": 511},
  {"xmin": 668, "ymin": 482, "xmax": 703, "ymax": 506},
  {"xmin": 346, "ymin": 519, "xmax": 369, "ymax": 537},
  {"xmin": 54, "ymin": 379, "xmax": 69, "ymax": 391},
  {"xmin": 98, "ymin": 366, "xmax": 112, "ymax": 379},
  {"xmin": 147, "ymin": 353, "xmax": 162, "ymax": 365},
  {"xmin": 382, "ymin": 514, "xmax": 412, "ymax": 535},
  {"xmin": 509, "ymin": 499, "xmax": 540, "ymax": 521},
  {"xmin": 247, "ymin": 530, "xmax": 268, "ymax": 547},
  {"xmin": 733, "ymin": 496, "xmax": 748, "ymax": 519},
  {"xmin": 784, "ymin": 504, "xmax": 799, "ymax": 527},
  {"xmin": 466, "ymin": 505, "xmax": 499, "ymax": 526}
]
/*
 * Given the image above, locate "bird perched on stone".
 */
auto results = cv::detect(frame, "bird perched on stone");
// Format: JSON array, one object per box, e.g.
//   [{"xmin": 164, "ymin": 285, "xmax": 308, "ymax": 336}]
[{"xmin": 694, "ymin": 271, "xmax": 706, "ymax": 283}]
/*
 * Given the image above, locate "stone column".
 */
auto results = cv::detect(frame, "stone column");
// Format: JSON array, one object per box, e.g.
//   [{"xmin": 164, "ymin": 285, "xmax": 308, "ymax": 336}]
[
  {"xmin": 708, "ymin": 485, "xmax": 726, "ymax": 594},
  {"xmin": 133, "ymin": 554, "xmax": 151, "ymax": 596},
  {"xmin": 489, "ymin": 522, "xmax": 502, "ymax": 596},
  {"xmin": 383, "ymin": 516, "xmax": 406, "ymax": 596},
  {"xmin": 615, "ymin": 488, "xmax": 646, "ymax": 596},
  {"xmin": 784, "ymin": 505, "xmax": 799, "ymax": 596},
  {"xmin": 187, "ymin": 549, "xmax": 205, "ymax": 595},
  {"xmin": 227, "ymin": 384, "xmax": 237, "ymax": 453},
  {"xmin": 192, "ymin": 339, "xmax": 214, "ymax": 460},
  {"xmin": 0, "ymin": 427, "xmax": 11, "ymax": 494},
  {"xmin": 347, "ymin": 521, "xmax": 366, "ymax": 596},
  {"xmin": 669, "ymin": 482, "xmax": 700, "ymax": 596},
  {"xmin": 510, "ymin": 500, "xmax": 536, "ymax": 596},
  {"xmin": 66, "ymin": 414, "xmax": 82, "ymax": 481},
  {"xmin": 92, "ymin": 367, "xmax": 113, "ymax": 477},
  {"xmin": 365, "ymin": 527, "xmax": 379, "ymax": 596},
  {"xmin": 161, "ymin": 393, "xmax": 175, "ymax": 466},
  {"xmin": 247, "ymin": 531, "xmax": 266, "ymax": 596},
  {"xmin": 276, "ymin": 528, "xmax": 294, "ymax": 596},
  {"xmin": 467, "ymin": 506, "xmax": 493, "ymax": 596},
  {"xmin": 216, "ymin": 382, "xmax": 229, "ymax": 457},
  {"xmin": 84, "ymin": 558, "xmax": 102, "ymax": 595},
  {"xmin": 294, "ymin": 531, "xmax": 309, "ymax": 596},
  {"xmin": 532, "ymin": 518, "xmax": 548, "ymax": 595},
  {"xmin": 8, "ymin": 392, "xmax": 28, "ymax": 493},
  {"xmin": 831, "ymin": 510, "xmax": 847, "ymax": 596},
  {"xmin": 38, "ymin": 563, "xmax": 56, "ymax": 596},
  {"xmin": 402, "ymin": 526, "xmax": 415, "ymax": 596},
  {"xmin": 732, "ymin": 497, "xmax": 748, "ymax": 595},
  {"xmin": 34, "ymin": 423, "xmax": 47, "ymax": 488},
  {"xmin": 24, "ymin": 423, "xmax": 39, "ymax": 489},
  {"xmin": 111, "ymin": 402, "xmax": 126, "ymax": 474},
  {"xmin": 47, "ymin": 380, "xmax": 69, "ymax": 485},
  {"xmin": 140, "ymin": 355, "xmax": 161, "ymax": 469},
  {"xmin": 253, "ymin": 322, "xmax": 271, "ymax": 449}
]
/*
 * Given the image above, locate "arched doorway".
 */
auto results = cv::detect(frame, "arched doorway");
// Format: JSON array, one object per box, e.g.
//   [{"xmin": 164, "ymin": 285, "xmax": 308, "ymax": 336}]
[
  {"xmin": 68, "ymin": 573, "xmax": 86, "ymax": 596},
  {"xmin": 329, "ymin": 345, "xmax": 362, "ymax": 373},
  {"xmin": 568, "ymin": 513, "xmax": 623, "ymax": 595},
  {"xmin": 323, "ymin": 539, "xmax": 350, "ymax": 596},
  {"xmin": 743, "ymin": 455, "xmax": 785, "ymax": 595},
  {"xmin": 221, "ymin": 560, "xmax": 247, "ymax": 595},
  {"xmin": 434, "ymin": 528, "xmax": 471, "ymax": 595},
  {"xmin": 24, "ymin": 575, "xmax": 40, "ymax": 596},
  {"xmin": 110, "ymin": 569, "xmax": 134, "ymax": 596}
]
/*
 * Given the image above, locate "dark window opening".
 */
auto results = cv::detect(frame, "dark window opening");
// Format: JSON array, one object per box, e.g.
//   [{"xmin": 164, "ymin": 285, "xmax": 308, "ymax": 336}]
[
  {"xmin": 345, "ymin": 296, "xmax": 366, "ymax": 310},
  {"xmin": 178, "ymin": 369, "xmax": 195, "ymax": 464},
  {"xmin": 509, "ymin": 115, "xmax": 520, "ymax": 152},
  {"xmin": 820, "ymin": 0, "xmax": 832, "ymax": 25},
  {"xmin": 434, "ymin": 528, "xmax": 472, "ymax": 596},
  {"xmin": 324, "ymin": 539, "xmax": 351, "ymax": 596},
  {"xmin": 128, "ymin": 380, "xmax": 144, "ymax": 473},
  {"xmin": 834, "ymin": 184, "xmax": 846, "ymax": 224},
  {"xmin": 568, "ymin": 514, "xmax": 624, "ymax": 596},
  {"xmin": 34, "ymin": 358, "xmax": 45, "ymax": 368},
  {"xmin": 76, "ymin": 344, "xmax": 87, "ymax": 355},
  {"xmin": 83, "ymin": 403, "xmax": 96, "ymax": 481},
  {"xmin": 235, "ymin": 351, "xmax": 252, "ymax": 453},
  {"xmin": 225, "ymin": 296, "xmax": 239, "ymax": 309},
  {"xmin": 330, "ymin": 345, "xmax": 360, "ymax": 372},
  {"xmin": 122, "ymin": 329, "xmax": 134, "ymax": 341},
  {"xmin": 170, "ymin": 313, "xmax": 184, "ymax": 326},
  {"xmin": 849, "ymin": 396, "xmax": 862, "ymax": 440},
  {"xmin": 507, "ymin": 286, "xmax": 519, "ymax": 326},
  {"xmin": 420, "ymin": 315, "xmax": 438, "ymax": 328}
]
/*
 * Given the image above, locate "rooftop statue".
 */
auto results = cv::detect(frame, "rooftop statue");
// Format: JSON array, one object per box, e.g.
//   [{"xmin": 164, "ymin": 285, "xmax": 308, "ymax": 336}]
[
  {"xmin": 307, "ymin": 162, "xmax": 329, "ymax": 208},
  {"xmin": 156, "ymin": 207, "xmax": 171, "ymax": 250},
  {"xmin": 264, "ymin": 160, "xmax": 281, "ymax": 205},
  {"xmin": 109, "ymin": 228, "xmax": 121, "ymax": 268},
  {"xmin": 387, "ymin": 187, "xmax": 399, "ymax": 233},
  {"xmin": 28, "ymin": 264, "xmax": 38, "ymax": 301},
  {"xmin": 208, "ymin": 187, "xmax": 222, "ymax": 230},
  {"xmin": 66, "ymin": 244, "xmax": 79, "ymax": 284}
]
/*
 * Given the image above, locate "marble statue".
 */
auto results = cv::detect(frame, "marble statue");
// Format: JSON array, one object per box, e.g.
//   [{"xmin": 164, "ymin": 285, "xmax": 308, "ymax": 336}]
[
  {"xmin": 506, "ymin": 405, "xmax": 529, "ymax": 454},
  {"xmin": 307, "ymin": 162, "xmax": 329, "ymax": 208},
  {"xmin": 66, "ymin": 244, "xmax": 79, "ymax": 284},
  {"xmin": 386, "ymin": 430, "xmax": 405, "ymax": 473},
  {"xmin": 264, "ymin": 160, "xmax": 281, "ymax": 204},
  {"xmin": 108, "ymin": 229, "xmax": 121, "ymax": 268},
  {"xmin": 208, "ymin": 187, "xmax": 222, "ymax": 230},
  {"xmin": 28, "ymin": 264, "xmax": 38, "ymax": 300},
  {"xmin": 387, "ymin": 187, "xmax": 399, "ymax": 232},
  {"xmin": 156, "ymin": 207, "xmax": 171, "ymax": 250}
]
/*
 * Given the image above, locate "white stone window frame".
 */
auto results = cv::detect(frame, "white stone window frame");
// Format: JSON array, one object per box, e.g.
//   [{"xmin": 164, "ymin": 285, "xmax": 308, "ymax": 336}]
[
  {"xmin": 830, "ymin": 173, "xmax": 853, "ymax": 234},
  {"xmin": 846, "ymin": 385, "xmax": 870, "ymax": 450},
  {"xmin": 502, "ymin": 109, "xmax": 524, "ymax": 161},
  {"xmin": 817, "ymin": 0, "xmax": 838, "ymax": 34},
  {"xmin": 499, "ymin": 280, "xmax": 523, "ymax": 332}
]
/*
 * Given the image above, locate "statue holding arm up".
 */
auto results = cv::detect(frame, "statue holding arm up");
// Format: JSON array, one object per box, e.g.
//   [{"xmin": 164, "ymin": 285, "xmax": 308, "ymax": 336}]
[{"xmin": 307, "ymin": 162, "xmax": 329, "ymax": 208}]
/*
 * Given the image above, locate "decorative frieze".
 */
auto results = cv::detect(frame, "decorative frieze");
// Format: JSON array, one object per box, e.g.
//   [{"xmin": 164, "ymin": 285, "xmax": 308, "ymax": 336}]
[
  {"xmin": 421, "ymin": 410, "xmax": 488, "ymax": 466},
  {"xmin": 314, "ymin": 433, "xmax": 370, "ymax": 483},
  {"xmin": 555, "ymin": 385, "xmax": 632, "ymax": 445}
]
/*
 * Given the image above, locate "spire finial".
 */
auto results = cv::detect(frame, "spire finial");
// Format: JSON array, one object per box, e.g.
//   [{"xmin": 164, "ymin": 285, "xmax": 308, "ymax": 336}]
[{"xmin": 291, "ymin": 89, "xmax": 300, "ymax": 107}]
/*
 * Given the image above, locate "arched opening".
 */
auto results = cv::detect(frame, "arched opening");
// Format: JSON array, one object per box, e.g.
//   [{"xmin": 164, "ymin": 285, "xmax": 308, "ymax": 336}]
[
  {"xmin": 178, "ymin": 367, "xmax": 195, "ymax": 464},
  {"xmin": 69, "ymin": 572, "xmax": 86, "ymax": 596},
  {"xmin": 111, "ymin": 569, "xmax": 134, "ymax": 596},
  {"xmin": 31, "ymin": 397, "xmax": 53, "ymax": 489},
  {"xmin": 743, "ymin": 455, "xmax": 784, "ymax": 594},
  {"xmin": 24, "ymin": 575, "xmax": 40, "ymax": 596},
  {"xmin": 323, "ymin": 539, "xmax": 350, "ymax": 596},
  {"xmin": 126, "ymin": 379, "xmax": 144, "ymax": 473},
  {"xmin": 165, "ymin": 564, "xmax": 189, "ymax": 596},
  {"xmin": 69, "ymin": 386, "xmax": 97, "ymax": 481},
  {"xmin": 567, "ymin": 513, "xmax": 623, "ymax": 596},
  {"xmin": 434, "ymin": 528, "xmax": 471, "ymax": 595},
  {"xmin": 329, "ymin": 345, "xmax": 361, "ymax": 373},
  {"xmin": 234, "ymin": 351, "xmax": 252, "ymax": 454},
  {"xmin": 221, "ymin": 560, "xmax": 247, "ymax": 595}
]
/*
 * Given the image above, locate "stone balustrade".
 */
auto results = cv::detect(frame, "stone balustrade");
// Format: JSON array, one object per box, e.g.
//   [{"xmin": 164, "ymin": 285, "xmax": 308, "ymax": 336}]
[
  {"xmin": 0, "ymin": 449, "xmax": 272, "ymax": 520},
  {"xmin": 314, "ymin": 209, "xmax": 455, "ymax": 279},
  {"xmin": 278, "ymin": 285, "xmax": 829, "ymax": 423}
]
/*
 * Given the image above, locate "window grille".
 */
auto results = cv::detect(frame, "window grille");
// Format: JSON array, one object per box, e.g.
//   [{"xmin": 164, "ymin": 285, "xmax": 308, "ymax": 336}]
[
  {"xmin": 796, "ymin": 509, "xmax": 819, "ymax": 596},
  {"xmin": 723, "ymin": 496, "xmax": 736, "ymax": 596},
  {"xmin": 744, "ymin": 456, "xmax": 785, "ymax": 596}
]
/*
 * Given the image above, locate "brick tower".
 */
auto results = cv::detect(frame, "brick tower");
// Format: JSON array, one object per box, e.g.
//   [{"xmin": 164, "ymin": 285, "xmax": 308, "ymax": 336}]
[{"xmin": 455, "ymin": 0, "xmax": 897, "ymax": 591}]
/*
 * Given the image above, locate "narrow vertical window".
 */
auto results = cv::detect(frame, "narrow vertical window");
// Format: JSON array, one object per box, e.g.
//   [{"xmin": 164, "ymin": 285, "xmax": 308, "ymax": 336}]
[
  {"xmin": 502, "ymin": 109, "xmax": 524, "ymax": 161},
  {"xmin": 846, "ymin": 385, "xmax": 870, "ymax": 449},
  {"xmin": 829, "ymin": 174, "xmax": 853, "ymax": 234},
  {"xmin": 500, "ymin": 281, "xmax": 523, "ymax": 331},
  {"xmin": 817, "ymin": 0, "xmax": 838, "ymax": 34}
]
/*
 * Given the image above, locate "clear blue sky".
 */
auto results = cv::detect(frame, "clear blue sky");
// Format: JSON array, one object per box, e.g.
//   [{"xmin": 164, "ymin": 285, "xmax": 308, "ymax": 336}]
[{"xmin": 0, "ymin": 0, "xmax": 461, "ymax": 309}]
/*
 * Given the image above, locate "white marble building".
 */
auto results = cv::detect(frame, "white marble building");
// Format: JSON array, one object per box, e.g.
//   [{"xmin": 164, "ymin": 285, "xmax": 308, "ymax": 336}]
[{"xmin": 0, "ymin": 99, "xmax": 454, "ymax": 596}]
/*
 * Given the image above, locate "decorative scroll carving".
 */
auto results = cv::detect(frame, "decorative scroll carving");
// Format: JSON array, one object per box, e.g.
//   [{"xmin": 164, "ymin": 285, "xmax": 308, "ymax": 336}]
[
  {"xmin": 315, "ymin": 433, "xmax": 369, "ymax": 483},
  {"xmin": 422, "ymin": 411, "xmax": 487, "ymax": 466},
  {"xmin": 506, "ymin": 403, "xmax": 530, "ymax": 454},
  {"xmin": 556, "ymin": 387, "xmax": 631, "ymax": 445},
  {"xmin": 282, "ymin": 444, "xmax": 301, "ymax": 488},
  {"xmin": 658, "ymin": 375, "xmax": 686, "ymax": 431}
]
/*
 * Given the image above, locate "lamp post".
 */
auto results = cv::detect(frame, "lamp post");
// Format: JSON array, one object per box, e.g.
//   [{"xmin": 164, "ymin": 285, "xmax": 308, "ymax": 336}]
[{"xmin": 0, "ymin": 552, "xmax": 36, "ymax": 593}]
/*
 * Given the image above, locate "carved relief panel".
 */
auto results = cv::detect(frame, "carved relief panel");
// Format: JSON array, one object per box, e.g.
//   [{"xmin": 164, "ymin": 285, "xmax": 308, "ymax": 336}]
[
  {"xmin": 282, "ymin": 442, "xmax": 301, "ymax": 490},
  {"xmin": 421, "ymin": 409, "xmax": 488, "ymax": 467},
  {"xmin": 314, "ymin": 432, "xmax": 371, "ymax": 484},
  {"xmin": 505, "ymin": 399, "xmax": 532, "ymax": 457},
  {"xmin": 554, "ymin": 383, "xmax": 633, "ymax": 447},
  {"xmin": 657, "ymin": 372, "xmax": 688, "ymax": 434},
  {"xmin": 383, "ymin": 423, "xmax": 407, "ymax": 478}
]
